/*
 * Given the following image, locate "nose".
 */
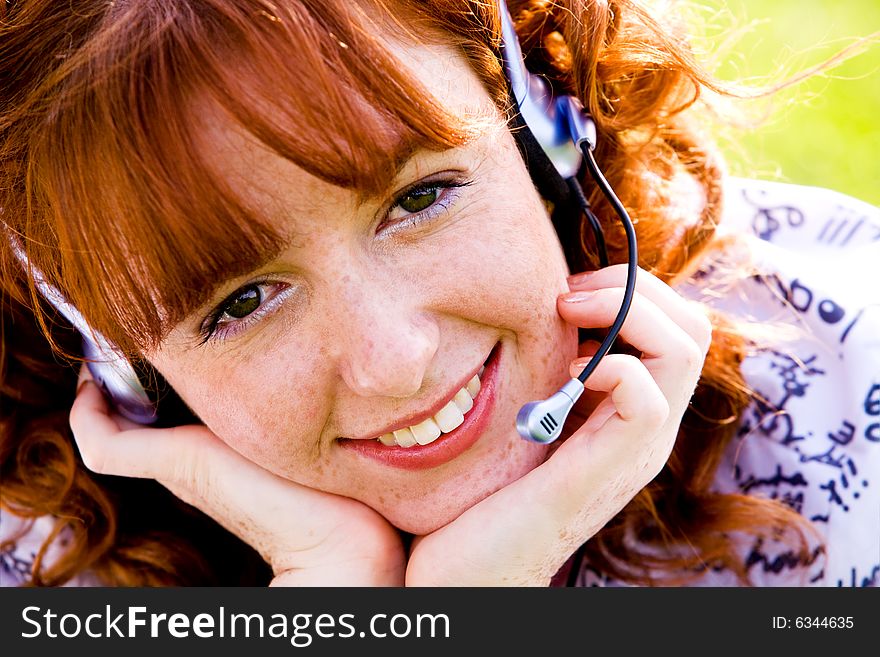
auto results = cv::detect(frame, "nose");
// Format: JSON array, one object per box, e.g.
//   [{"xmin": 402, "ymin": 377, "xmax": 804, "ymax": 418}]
[{"xmin": 336, "ymin": 288, "xmax": 440, "ymax": 399}]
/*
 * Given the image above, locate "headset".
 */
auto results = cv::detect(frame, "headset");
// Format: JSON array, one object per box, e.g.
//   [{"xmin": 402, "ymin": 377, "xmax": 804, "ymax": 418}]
[
  {"xmin": 7, "ymin": 1, "xmax": 637, "ymax": 443},
  {"xmin": 498, "ymin": 3, "xmax": 638, "ymax": 444}
]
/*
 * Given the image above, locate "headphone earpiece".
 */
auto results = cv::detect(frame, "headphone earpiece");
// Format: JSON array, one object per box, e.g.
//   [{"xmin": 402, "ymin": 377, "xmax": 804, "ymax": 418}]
[
  {"xmin": 498, "ymin": 3, "xmax": 600, "ymax": 273},
  {"xmin": 7, "ymin": 237, "xmax": 160, "ymax": 424}
]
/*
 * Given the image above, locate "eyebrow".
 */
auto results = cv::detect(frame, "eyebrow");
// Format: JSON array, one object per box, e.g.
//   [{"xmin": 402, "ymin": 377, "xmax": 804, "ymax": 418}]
[
  {"xmin": 185, "ymin": 139, "xmax": 424, "ymax": 319},
  {"xmin": 353, "ymin": 138, "xmax": 419, "ymax": 207}
]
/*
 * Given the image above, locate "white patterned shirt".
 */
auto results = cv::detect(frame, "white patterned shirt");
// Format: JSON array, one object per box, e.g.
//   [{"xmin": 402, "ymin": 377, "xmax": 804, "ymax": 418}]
[{"xmin": 576, "ymin": 177, "xmax": 880, "ymax": 586}]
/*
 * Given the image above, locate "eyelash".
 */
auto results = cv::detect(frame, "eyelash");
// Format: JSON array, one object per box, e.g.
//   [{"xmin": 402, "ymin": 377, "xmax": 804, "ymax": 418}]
[
  {"xmin": 199, "ymin": 175, "xmax": 472, "ymax": 344},
  {"xmin": 198, "ymin": 278, "xmax": 295, "ymax": 344},
  {"xmin": 379, "ymin": 177, "xmax": 474, "ymax": 235}
]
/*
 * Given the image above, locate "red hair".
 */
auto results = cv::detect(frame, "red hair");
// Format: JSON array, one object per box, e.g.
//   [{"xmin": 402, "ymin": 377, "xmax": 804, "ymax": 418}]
[{"xmin": 1, "ymin": 0, "xmax": 816, "ymax": 585}]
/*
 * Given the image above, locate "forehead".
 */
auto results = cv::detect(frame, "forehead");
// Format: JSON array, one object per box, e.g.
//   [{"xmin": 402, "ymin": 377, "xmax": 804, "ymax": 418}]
[{"xmin": 194, "ymin": 37, "xmax": 504, "ymax": 211}]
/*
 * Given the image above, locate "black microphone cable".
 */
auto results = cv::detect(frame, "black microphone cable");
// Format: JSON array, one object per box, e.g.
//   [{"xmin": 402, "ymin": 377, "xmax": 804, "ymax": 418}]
[
  {"xmin": 563, "ymin": 144, "xmax": 639, "ymax": 587},
  {"xmin": 566, "ymin": 144, "xmax": 639, "ymax": 386}
]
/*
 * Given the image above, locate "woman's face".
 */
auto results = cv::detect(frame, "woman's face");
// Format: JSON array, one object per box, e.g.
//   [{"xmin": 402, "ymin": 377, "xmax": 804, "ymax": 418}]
[{"xmin": 147, "ymin": 37, "xmax": 579, "ymax": 534}]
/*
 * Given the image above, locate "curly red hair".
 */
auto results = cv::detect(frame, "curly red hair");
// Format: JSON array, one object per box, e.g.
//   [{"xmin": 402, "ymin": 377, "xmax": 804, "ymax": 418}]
[{"xmin": 0, "ymin": 0, "xmax": 816, "ymax": 586}]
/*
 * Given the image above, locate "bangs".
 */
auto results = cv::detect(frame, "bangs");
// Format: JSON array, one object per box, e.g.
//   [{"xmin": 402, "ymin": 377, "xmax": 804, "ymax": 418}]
[{"xmin": 8, "ymin": 0, "xmax": 498, "ymax": 353}]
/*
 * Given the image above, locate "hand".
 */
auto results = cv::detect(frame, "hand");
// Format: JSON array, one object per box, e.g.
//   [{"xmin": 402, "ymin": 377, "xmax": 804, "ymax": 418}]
[
  {"xmin": 69, "ymin": 370, "xmax": 405, "ymax": 586},
  {"xmin": 405, "ymin": 265, "xmax": 712, "ymax": 585}
]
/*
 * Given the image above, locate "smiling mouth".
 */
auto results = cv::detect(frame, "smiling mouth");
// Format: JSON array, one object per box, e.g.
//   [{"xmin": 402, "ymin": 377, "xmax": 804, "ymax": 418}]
[
  {"xmin": 372, "ymin": 366, "xmax": 485, "ymax": 448},
  {"xmin": 347, "ymin": 342, "xmax": 498, "ymax": 446},
  {"xmin": 339, "ymin": 343, "xmax": 502, "ymax": 470}
]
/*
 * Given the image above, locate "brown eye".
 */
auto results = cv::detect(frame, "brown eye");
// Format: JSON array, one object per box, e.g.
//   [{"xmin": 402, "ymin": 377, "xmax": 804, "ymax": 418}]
[
  {"xmin": 224, "ymin": 286, "xmax": 261, "ymax": 319},
  {"xmin": 398, "ymin": 187, "xmax": 438, "ymax": 213}
]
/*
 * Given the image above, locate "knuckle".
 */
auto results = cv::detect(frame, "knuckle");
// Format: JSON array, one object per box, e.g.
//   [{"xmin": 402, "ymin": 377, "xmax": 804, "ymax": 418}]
[
  {"xmin": 612, "ymin": 353, "xmax": 643, "ymax": 379},
  {"xmin": 167, "ymin": 430, "xmax": 216, "ymax": 502},
  {"xmin": 169, "ymin": 442, "xmax": 201, "ymax": 488},
  {"xmin": 693, "ymin": 307, "xmax": 714, "ymax": 353},
  {"xmin": 69, "ymin": 417, "xmax": 107, "ymax": 475},
  {"xmin": 170, "ymin": 456, "xmax": 207, "ymax": 501},
  {"xmin": 614, "ymin": 355, "xmax": 669, "ymax": 426},
  {"xmin": 645, "ymin": 393, "xmax": 670, "ymax": 428},
  {"xmin": 680, "ymin": 339, "xmax": 705, "ymax": 373},
  {"xmin": 643, "ymin": 440, "xmax": 673, "ymax": 482},
  {"xmin": 613, "ymin": 355, "xmax": 670, "ymax": 425}
]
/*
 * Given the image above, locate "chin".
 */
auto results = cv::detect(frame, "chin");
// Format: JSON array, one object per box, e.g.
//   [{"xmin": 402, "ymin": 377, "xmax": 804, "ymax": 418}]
[
  {"xmin": 346, "ymin": 482, "xmax": 494, "ymax": 536},
  {"xmin": 381, "ymin": 496, "xmax": 476, "ymax": 536},
  {"xmin": 375, "ymin": 441, "xmax": 549, "ymax": 535},
  {"xmin": 390, "ymin": 511, "xmax": 458, "ymax": 536}
]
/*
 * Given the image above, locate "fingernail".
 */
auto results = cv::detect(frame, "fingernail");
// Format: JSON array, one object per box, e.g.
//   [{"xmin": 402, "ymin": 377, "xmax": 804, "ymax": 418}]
[
  {"xmin": 560, "ymin": 291, "xmax": 594, "ymax": 304},
  {"xmin": 572, "ymin": 356, "xmax": 594, "ymax": 368}
]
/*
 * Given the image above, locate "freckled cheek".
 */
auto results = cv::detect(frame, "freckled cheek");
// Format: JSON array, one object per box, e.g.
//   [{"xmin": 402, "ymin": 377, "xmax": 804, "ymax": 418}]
[
  {"xmin": 421, "ymin": 216, "xmax": 559, "ymax": 317},
  {"xmin": 160, "ymin": 349, "xmax": 328, "ymax": 472},
  {"xmin": 426, "ymin": 209, "xmax": 571, "ymax": 348}
]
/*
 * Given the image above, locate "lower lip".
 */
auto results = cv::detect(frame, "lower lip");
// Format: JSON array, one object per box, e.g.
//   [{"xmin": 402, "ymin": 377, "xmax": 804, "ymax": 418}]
[{"xmin": 338, "ymin": 343, "xmax": 502, "ymax": 470}]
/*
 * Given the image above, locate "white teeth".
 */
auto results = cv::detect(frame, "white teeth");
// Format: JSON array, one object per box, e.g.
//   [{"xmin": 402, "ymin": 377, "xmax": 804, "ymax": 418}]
[
  {"xmin": 374, "ymin": 368, "xmax": 485, "ymax": 448},
  {"xmin": 453, "ymin": 388, "xmax": 473, "ymax": 414},
  {"xmin": 410, "ymin": 417, "xmax": 442, "ymax": 445},
  {"xmin": 434, "ymin": 399, "xmax": 465, "ymax": 433},
  {"xmin": 392, "ymin": 427, "xmax": 417, "ymax": 447}
]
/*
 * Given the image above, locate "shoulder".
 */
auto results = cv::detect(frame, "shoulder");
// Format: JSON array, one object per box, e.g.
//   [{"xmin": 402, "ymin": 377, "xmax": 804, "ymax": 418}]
[
  {"xmin": 1, "ymin": 508, "xmax": 102, "ymax": 587},
  {"xmin": 682, "ymin": 178, "xmax": 880, "ymax": 586},
  {"xmin": 684, "ymin": 177, "xmax": 880, "ymax": 325},
  {"xmin": 718, "ymin": 176, "xmax": 880, "ymax": 253}
]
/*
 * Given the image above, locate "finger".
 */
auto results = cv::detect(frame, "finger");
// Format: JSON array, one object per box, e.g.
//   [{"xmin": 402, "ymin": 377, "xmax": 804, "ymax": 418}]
[
  {"xmin": 76, "ymin": 363, "xmax": 142, "ymax": 431},
  {"xmin": 69, "ymin": 379, "xmax": 350, "ymax": 567},
  {"xmin": 568, "ymin": 265, "xmax": 712, "ymax": 353},
  {"xmin": 566, "ymin": 353, "xmax": 669, "ymax": 433},
  {"xmin": 558, "ymin": 288, "xmax": 706, "ymax": 399},
  {"xmin": 71, "ymin": 373, "xmax": 399, "ymax": 578},
  {"xmin": 70, "ymin": 379, "xmax": 265, "ymax": 500},
  {"xmin": 518, "ymin": 355, "xmax": 670, "ymax": 544},
  {"xmin": 69, "ymin": 379, "xmax": 211, "ymax": 478}
]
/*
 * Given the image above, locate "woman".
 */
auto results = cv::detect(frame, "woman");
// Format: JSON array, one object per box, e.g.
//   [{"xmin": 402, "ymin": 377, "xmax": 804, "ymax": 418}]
[{"xmin": 1, "ymin": 0, "xmax": 877, "ymax": 586}]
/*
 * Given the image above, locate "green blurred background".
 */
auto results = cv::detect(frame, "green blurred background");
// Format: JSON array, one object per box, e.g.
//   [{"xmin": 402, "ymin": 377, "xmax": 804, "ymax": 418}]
[{"xmin": 691, "ymin": 0, "xmax": 880, "ymax": 205}]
